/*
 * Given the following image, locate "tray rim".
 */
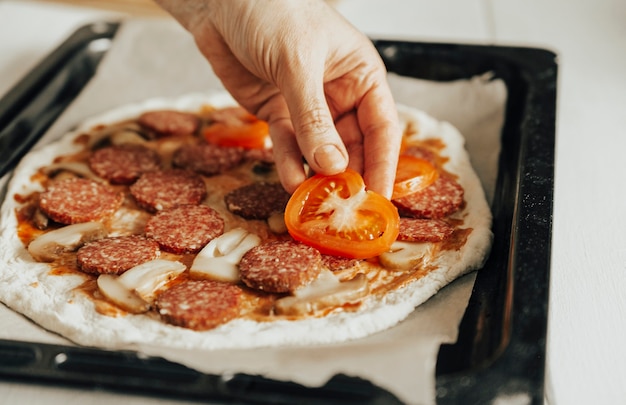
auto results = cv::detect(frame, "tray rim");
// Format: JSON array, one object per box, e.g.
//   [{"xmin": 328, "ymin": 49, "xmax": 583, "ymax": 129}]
[{"xmin": 0, "ymin": 22, "xmax": 556, "ymax": 405}]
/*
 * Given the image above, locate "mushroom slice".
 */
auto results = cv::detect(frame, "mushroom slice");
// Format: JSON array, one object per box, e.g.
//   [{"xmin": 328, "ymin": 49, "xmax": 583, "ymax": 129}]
[
  {"xmin": 97, "ymin": 275, "xmax": 150, "ymax": 314},
  {"xmin": 97, "ymin": 259, "xmax": 186, "ymax": 313},
  {"xmin": 378, "ymin": 241, "xmax": 434, "ymax": 271},
  {"xmin": 189, "ymin": 228, "xmax": 261, "ymax": 282},
  {"xmin": 267, "ymin": 211, "xmax": 287, "ymax": 234},
  {"xmin": 117, "ymin": 259, "xmax": 186, "ymax": 301},
  {"xmin": 42, "ymin": 162, "xmax": 101, "ymax": 182},
  {"xmin": 27, "ymin": 222, "xmax": 107, "ymax": 262},
  {"xmin": 87, "ymin": 122, "xmax": 146, "ymax": 149},
  {"xmin": 274, "ymin": 270, "xmax": 369, "ymax": 316},
  {"xmin": 109, "ymin": 130, "xmax": 148, "ymax": 146}
]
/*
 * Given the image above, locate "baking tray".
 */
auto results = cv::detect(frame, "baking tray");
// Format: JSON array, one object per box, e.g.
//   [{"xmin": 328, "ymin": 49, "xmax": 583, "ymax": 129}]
[{"xmin": 0, "ymin": 22, "xmax": 556, "ymax": 404}]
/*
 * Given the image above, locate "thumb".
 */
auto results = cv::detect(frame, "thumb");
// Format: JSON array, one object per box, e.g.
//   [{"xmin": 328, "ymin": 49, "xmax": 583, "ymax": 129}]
[{"xmin": 281, "ymin": 79, "xmax": 348, "ymax": 176}]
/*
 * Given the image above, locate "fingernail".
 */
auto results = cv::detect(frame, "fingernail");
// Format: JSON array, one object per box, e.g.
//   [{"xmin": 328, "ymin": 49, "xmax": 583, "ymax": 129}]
[{"xmin": 313, "ymin": 144, "xmax": 347, "ymax": 173}]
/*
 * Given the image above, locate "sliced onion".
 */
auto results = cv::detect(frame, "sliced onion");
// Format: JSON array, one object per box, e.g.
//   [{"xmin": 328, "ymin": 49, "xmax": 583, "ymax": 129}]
[
  {"xmin": 274, "ymin": 270, "xmax": 369, "ymax": 316},
  {"xmin": 27, "ymin": 222, "xmax": 107, "ymax": 262},
  {"xmin": 190, "ymin": 228, "xmax": 261, "ymax": 282}
]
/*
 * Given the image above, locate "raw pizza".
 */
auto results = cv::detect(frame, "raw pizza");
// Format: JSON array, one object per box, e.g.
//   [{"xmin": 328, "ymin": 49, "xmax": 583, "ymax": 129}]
[{"xmin": 0, "ymin": 92, "xmax": 492, "ymax": 350}]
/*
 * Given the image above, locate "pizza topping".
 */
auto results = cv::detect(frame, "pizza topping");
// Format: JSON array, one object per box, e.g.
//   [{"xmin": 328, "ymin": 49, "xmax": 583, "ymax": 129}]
[
  {"xmin": 393, "ymin": 175, "xmax": 464, "ymax": 219},
  {"xmin": 239, "ymin": 240, "xmax": 322, "ymax": 293},
  {"xmin": 97, "ymin": 275, "xmax": 150, "ymax": 314},
  {"xmin": 77, "ymin": 235, "xmax": 161, "ymax": 275},
  {"xmin": 190, "ymin": 228, "xmax": 261, "ymax": 282},
  {"xmin": 274, "ymin": 270, "xmax": 369, "ymax": 316},
  {"xmin": 97, "ymin": 259, "xmax": 186, "ymax": 314},
  {"xmin": 321, "ymin": 255, "xmax": 360, "ymax": 272},
  {"xmin": 172, "ymin": 142, "xmax": 245, "ymax": 176},
  {"xmin": 284, "ymin": 169, "xmax": 400, "ymax": 259},
  {"xmin": 145, "ymin": 204, "xmax": 225, "ymax": 254},
  {"xmin": 129, "ymin": 169, "xmax": 207, "ymax": 212},
  {"xmin": 42, "ymin": 161, "xmax": 102, "ymax": 182},
  {"xmin": 89, "ymin": 144, "xmax": 161, "ymax": 185},
  {"xmin": 266, "ymin": 211, "xmax": 288, "ymax": 234},
  {"xmin": 224, "ymin": 182, "xmax": 291, "ymax": 220},
  {"xmin": 379, "ymin": 241, "xmax": 435, "ymax": 271},
  {"xmin": 87, "ymin": 122, "xmax": 148, "ymax": 148},
  {"xmin": 39, "ymin": 178, "xmax": 124, "ymax": 224},
  {"xmin": 246, "ymin": 148, "xmax": 275, "ymax": 164},
  {"xmin": 402, "ymin": 144, "xmax": 439, "ymax": 166},
  {"xmin": 204, "ymin": 106, "xmax": 271, "ymax": 150},
  {"xmin": 156, "ymin": 279, "xmax": 243, "ymax": 330},
  {"xmin": 392, "ymin": 155, "xmax": 439, "ymax": 200},
  {"xmin": 138, "ymin": 110, "xmax": 200, "ymax": 137},
  {"xmin": 397, "ymin": 218, "xmax": 454, "ymax": 243},
  {"xmin": 32, "ymin": 207, "xmax": 50, "ymax": 230},
  {"xmin": 27, "ymin": 221, "xmax": 108, "ymax": 262}
]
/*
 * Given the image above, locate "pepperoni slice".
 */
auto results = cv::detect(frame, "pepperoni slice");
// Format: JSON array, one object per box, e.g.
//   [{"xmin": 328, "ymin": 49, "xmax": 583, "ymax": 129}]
[
  {"xmin": 129, "ymin": 169, "xmax": 206, "ymax": 212},
  {"xmin": 145, "ymin": 204, "xmax": 224, "ymax": 254},
  {"xmin": 402, "ymin": 145, "xmax": 439, "ymax": 166},
  {"xmin": 244, "ymin": 147, "xmax": 274, "ymax": 164},
  {"xmin": 239, "ymin": 240, "xmax": 322, "ymax": 293},
  {"xmin": 393, "ymin": 176, "xmax": 464, "ymax": 219},
  {"xmin": 89, "ymin": 144, "xmax": 160, "ymax": 184},
  {"xmin": 172, "ymin": 142, "xmax": 245, "ymax": 176},
  {"xmin": 77, "ymin": 235, "xmax": 160, "ymax": 275},
  {"xmin": 321, "ymin": 255, "xmax": 360, "ymax": 272},
  {"xmin": 224, "ymin": 182, "xmax": 290, "ymax": 220},
  {"xmin": 156, "ymin": 280, "xmax": 242, "ymax": 330},
  {"xmin": 138, "ymin": 110, "xmax": 199, "ymax": 137},
  {"xmin": 39, "ymin": 178, "xmax": 123, "ymax": 224},
  {"xmin": 397, "ymin": 218, "xmax": 454, "ymax": 243}
]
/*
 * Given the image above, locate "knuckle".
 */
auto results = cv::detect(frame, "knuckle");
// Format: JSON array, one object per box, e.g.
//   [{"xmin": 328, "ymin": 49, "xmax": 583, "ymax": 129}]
[{"xmin": 295, "ymin": 107, "xmax": 334, "ymax": 138}]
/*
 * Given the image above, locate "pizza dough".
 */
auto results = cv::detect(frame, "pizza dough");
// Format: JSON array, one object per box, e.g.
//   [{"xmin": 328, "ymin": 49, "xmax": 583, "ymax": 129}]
[{"xmin": 0, "ymin": 91, "xmax": 492, "ymax": 350}]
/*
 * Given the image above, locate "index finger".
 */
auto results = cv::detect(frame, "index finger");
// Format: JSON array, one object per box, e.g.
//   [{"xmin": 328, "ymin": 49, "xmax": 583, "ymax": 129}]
[{"xmin": 357, "ymin": 79, "xmax": 402, "ymax": 199}]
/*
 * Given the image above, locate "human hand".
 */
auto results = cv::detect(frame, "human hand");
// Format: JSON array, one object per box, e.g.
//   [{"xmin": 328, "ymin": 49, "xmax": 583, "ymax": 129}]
[{"xmin": 155, "ymin": 0, "xmax": 401, "ymax": 198}]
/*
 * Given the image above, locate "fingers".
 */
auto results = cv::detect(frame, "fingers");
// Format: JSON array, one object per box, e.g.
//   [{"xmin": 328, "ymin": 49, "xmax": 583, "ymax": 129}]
[
  {"xmin": 257, "ymin": 96, "xmax": 309, "ymax": 194},
  {"xmin": 358, "ymin": 82, "xmax": 402, "ymax": 199},
  {"xmin": 280, "ymin": 80, "xmax": 350, "ymax": 177},
  {"xmin": 269, "ymin": 119, "xmax": 309, "ymax": 194}
]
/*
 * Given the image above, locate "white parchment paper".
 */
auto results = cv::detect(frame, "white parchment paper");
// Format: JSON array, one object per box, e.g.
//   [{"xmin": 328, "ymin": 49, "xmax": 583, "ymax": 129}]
[{"xmin": 0, "ymin": 18, "xmax": 506, "ymax": 405}]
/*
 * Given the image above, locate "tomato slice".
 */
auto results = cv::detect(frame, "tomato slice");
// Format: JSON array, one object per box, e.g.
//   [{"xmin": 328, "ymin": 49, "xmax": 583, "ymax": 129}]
[
  {"xmin": 392, "ymin": 155, "xmax": 439, "ymax": 200},
  {"xmin": 203, "ymin": 107, "xmax": 270, "ymax": 149},
  {"xmin": 284, "ymin": 169, "xmax": 400, "ymax": 259}
]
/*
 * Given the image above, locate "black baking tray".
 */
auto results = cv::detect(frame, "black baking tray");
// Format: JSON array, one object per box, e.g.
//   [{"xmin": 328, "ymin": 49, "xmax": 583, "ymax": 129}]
[{"xmin": 0, "ymin": 22, "xmax": 556, "ymax": 404}]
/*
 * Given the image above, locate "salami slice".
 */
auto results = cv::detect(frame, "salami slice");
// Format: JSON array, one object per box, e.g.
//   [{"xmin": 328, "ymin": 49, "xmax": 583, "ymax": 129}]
[
  {"xmin": 321, "ymin": 255, "xmax": 360, "ymax": 272},
  {"xmin": 397, "ymin": 218, "xmax": 454, "ymax": 243},
  {"xmin": 393, "ymin": 176, "xmax": 464, "ymax": 219},
  {"xmin": 129, "ymin": 169, "xmax": 206, "ymax": 212},
  {"xmin": 403, "ymin": 145, "xmax": 439, "ymax": 166},
  {"xmin": 77, "ymin": 235, "xmax": 160, "ymax": 275},
  {"xmin": 137, "ymin": 110, "xmax": 199, "ymax": 137},
  {"xmin": 156, "ymin": 280, "xmax": 242, "ymax": 330},
  {"xmin": 39, "ymin": 178, "xmax": 123, "ymax": 224},
  {"xmin": 244, "ymin": 148, "xmax": 274, "ymax": 164},
  {"xmin": 224, "ymin": 182, "xmax": 290, "ymax": 220},
  {"xmin": 172, "ymin": 142, "xmax": 245, "ymax": 176},
  {"xmin": 239, "ymin": 240, "xmax": 322, "ymax": 293},
  {"xmin": 145, "ymin": 204, "xmax": 224, "ymax": 254},
  {"xmin": 89, "ymin": 144, "xmax": 160, "ymax": 184}
]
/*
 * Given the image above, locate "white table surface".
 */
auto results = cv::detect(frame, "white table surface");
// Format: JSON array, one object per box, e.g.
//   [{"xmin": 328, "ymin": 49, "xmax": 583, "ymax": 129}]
[{"xmin": 1, "ymin": 0, "xmax": 625, "ymax": 404}]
